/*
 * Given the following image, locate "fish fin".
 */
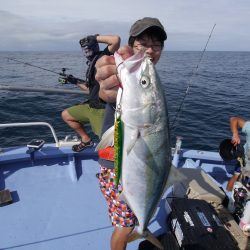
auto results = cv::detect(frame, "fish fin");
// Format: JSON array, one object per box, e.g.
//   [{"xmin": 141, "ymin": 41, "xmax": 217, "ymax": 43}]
[
  {"xmin": 164, "ymin": 165, "xmax": 188, "ymax": 190},
  {"xmin": 95, "ymin": 126, "xmax": 114, "ymax": 151},
  {"xmin": 118, "ymin": 192, "xmax": 135, "ymax": 212},
  {"xmin": 118, "ymin": 192, "xmax": 129, "ymax": 204},
  {"xmin": 126, "ymin": 129, "xmax": 140, "ymax": 154}
]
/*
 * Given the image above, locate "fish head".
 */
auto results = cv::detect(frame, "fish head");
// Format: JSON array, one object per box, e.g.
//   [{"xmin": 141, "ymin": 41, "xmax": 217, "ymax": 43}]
[{"xmin": 115, "ymin": 51, "xmax": 166, "ymax": 127}]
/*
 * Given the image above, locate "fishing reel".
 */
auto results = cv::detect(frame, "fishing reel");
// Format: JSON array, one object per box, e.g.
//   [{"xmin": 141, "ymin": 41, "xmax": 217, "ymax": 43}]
[
  {"xmin": 233, "ymin": 184, "xmax": 248, "ymax": 222},
  {"xmin": 58, "ymin": 68, "xmax": 69, "ymax": 84},
  {"xmin": 58, "ymin": 68, "xmax": 83, "ymax": 85}
]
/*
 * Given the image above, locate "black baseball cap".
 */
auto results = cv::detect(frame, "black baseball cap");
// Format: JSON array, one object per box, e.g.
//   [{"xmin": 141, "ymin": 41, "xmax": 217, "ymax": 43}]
[{"xmin": 129, "ymin": 17, "xmax": 167, "ymax": 40}]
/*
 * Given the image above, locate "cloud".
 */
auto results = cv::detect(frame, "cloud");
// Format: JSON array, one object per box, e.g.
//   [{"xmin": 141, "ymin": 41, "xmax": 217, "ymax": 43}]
[
  {"xmin": 0, "ymin": 10, "xmax": 130, "ymax": 51},
  {"xmin": 1, "ymin": 0, "xmax": 250, "ymax": 52}
]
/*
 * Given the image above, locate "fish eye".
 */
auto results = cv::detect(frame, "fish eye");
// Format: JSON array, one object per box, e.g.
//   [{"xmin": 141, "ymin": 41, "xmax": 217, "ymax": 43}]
[{"xmin": 140, "ymin": 75, "xmax": 150, "ymax": 88}]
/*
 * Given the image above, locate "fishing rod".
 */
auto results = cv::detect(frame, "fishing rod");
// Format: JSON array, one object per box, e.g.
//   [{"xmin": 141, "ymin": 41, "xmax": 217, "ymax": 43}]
[
  {"xmin": 5, "ymin": 57, "xmax": 62, "ymax": 75},
  {"xmin": 5, "ymin": 57, "xmax": 84, "ymax": 84},
  {"xmin": 170, "ymin": 23, "xmax": 216, "ymax": 130},
  {"xmin": 0, "ymin": 85, "xmax": 88, "ymax": 95}
]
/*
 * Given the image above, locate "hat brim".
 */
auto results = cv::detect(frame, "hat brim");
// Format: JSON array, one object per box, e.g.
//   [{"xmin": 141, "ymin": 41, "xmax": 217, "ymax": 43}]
[{"xmin": 131, "ymin": 25, "xmax": 167, "ymax": 40}]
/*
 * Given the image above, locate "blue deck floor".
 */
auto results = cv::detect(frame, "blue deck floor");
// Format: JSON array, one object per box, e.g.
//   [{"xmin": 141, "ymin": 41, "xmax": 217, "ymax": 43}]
[
  {"xmin": 1, "ymin": 144, "xmax": 249, "ymax": 250},
  {"xmin": 0, "ymin": 145, "xmax": 168, "ymax": 250}
]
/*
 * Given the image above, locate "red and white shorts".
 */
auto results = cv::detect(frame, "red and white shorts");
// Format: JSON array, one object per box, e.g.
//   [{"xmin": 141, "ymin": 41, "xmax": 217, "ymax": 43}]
[{"xmin": 99, "ymin": 166, "xmax": 137, "ymax": 227}]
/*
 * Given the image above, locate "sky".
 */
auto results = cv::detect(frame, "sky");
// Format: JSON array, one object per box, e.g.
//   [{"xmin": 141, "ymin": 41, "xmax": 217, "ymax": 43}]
[{"xmin": 1, "ymin": 0, "xmax": 250, "ymax": 51}]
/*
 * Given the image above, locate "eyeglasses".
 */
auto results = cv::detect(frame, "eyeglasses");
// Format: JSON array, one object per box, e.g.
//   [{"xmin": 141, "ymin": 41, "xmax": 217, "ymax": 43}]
[{"xmin": 133, "ymin": 43, "xmax": 162, "ymax": 52}]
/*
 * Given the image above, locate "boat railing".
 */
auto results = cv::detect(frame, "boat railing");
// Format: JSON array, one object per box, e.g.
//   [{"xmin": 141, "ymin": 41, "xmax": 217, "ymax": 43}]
[{"xmin": 0, "ymin": 122, "xmax": 59, "ymax": 147}]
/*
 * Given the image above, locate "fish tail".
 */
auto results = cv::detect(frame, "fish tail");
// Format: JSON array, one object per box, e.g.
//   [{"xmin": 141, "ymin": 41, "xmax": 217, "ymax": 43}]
[
  {"xmin": 127, "ymin": 228, "xmax": 142, "ymax": 243},
  {"xmin": 144, "ymin": 229, "xmax": 164, "ymax": 250},
  {"xmin": 114, "ymin": 116, "xmax": 123, "ymax": 186},
  {"xmin": 95, "ymin": 126, "xmax": 114, "ymax": 150},
  {"xmin": 128, "ymin": 227, "xmax": 164, "ymax": 250}
]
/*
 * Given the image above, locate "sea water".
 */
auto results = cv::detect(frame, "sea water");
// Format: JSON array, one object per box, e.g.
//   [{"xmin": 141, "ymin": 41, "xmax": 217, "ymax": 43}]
[{"xmin": 0, "ymin": 51, "xmax": 250, "ymax": 150}]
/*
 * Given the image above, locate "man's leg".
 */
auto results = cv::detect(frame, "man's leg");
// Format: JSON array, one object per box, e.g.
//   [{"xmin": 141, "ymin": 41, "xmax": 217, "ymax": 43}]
[
  {"xmin": 111, "ymin": 227, "xmax": 134, "ymax": 250},
  {"xmin": 99, "ymin": 167, "xmax": 137, "ymax": 250},
  {"xmin": 89, "ymin": 107, "xmax": 105, "ymax": 138},
  {"xmin": 61, "ymin": 109, "xmax": 91, "ymax": 143}
]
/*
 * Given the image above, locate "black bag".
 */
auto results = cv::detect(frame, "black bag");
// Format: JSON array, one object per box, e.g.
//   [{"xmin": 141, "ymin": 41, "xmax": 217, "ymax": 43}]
[{"xmin": 169, "ymin": 198, "xmax": 239, "ymax": 250}]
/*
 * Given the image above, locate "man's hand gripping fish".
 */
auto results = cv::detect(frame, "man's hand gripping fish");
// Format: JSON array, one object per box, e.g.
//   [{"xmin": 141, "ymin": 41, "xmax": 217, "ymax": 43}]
[{"xmin": 96, "ymin": 51, "xmax": 185, "ymax": 249}]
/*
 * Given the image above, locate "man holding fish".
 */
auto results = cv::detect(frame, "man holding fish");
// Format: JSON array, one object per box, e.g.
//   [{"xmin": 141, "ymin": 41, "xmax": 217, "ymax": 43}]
[{"xmin": 95, "ymin": 17, "xmax": 174, "ymax": 250}]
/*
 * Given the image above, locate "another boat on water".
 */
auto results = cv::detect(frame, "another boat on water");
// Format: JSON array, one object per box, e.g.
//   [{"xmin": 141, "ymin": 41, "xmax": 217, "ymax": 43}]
[{"xmin": 0, "ymin": 122, "xmax": 249, "ymax": 250}]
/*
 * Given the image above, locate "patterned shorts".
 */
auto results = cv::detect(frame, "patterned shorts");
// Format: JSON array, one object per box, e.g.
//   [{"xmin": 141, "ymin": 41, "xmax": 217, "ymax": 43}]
[{"xmin": 99, "ymin": 166, "xmax": 137, "ymax": 227}]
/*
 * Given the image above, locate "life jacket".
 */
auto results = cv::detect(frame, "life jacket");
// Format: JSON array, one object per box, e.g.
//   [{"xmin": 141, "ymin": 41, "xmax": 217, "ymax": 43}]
[
  {"xmin": 85, "ymin": 54, "xmax": 100, "ymax": 85},
  {"xmin": 85, "ymin": 53, "xmax": 106, "ymax": 109}
]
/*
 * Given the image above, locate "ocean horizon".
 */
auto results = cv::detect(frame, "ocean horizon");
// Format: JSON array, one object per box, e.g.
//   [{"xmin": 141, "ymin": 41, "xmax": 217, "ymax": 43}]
[{"xmin": 1, "ymin": 51, "xmax": 250, "ymax": 151}]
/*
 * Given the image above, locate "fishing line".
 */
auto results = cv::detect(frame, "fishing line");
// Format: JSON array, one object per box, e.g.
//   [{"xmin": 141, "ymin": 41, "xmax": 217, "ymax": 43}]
[
  {"xmin": 170, "ymin": 23, "xmax": 216, "ymax": 130},
  {"xmin": 4, "ymin": 57, "xmax": 84, "ymax": 85},
  {"xmin": 5, "ymin": 57, "xmax": 63, "ymax": 76}
]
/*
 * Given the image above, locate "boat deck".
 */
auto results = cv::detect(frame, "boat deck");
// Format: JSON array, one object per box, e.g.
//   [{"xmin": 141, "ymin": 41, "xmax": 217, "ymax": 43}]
[
  {"xmin": 0, "ymin": 144, "xmax": 168, "ymax": 250},
  {"xmin": 0, "ymin": 144, "xmax": 249, "ymax": 249}
]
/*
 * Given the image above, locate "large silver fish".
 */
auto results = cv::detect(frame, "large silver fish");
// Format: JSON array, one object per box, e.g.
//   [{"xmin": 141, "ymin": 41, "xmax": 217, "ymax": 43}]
[{"xmin": 97, "ymin": 51, "xmax": 185, "ymax": 248}]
